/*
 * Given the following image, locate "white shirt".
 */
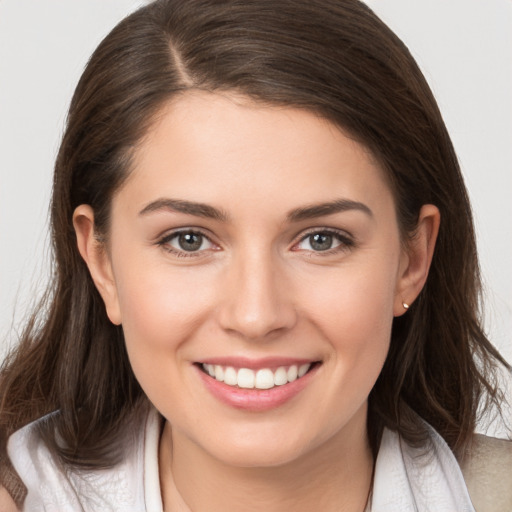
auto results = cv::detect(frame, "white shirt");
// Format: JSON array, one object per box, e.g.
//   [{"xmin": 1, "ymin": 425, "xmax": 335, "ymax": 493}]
[{"xmin": 8, "ymin": 408, "xmax": 476, "ymax": 511}]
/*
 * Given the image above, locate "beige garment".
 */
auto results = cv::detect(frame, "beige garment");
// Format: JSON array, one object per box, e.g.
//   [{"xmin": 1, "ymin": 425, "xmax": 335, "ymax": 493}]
[{"xmin": 461, "ymin": 434, "xmax": 512, "ymax": 512}]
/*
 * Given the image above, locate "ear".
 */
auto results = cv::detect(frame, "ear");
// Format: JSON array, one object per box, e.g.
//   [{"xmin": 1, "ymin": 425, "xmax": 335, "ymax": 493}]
[
  {"xmin": 394, "ymin": 204, "xmax": 440, "ymax": 317},
  {"xmin": 73, "ymin": 205, "xmax": 122, "ymax": 325}
]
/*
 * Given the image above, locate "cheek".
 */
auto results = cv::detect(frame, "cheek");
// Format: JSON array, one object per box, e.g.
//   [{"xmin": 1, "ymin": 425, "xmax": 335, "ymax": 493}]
[
  {"xmin": 112, "ymin": 257, "xmax": 216, "ymax": 368},
  {"xmin": 296, "ymin": 257, "xmax": 398, "ymax": 387},
  {"xmin": 300, "ymin": 260, "xmax": 398, "ymax": 340},
  {"xmin": 112, "ymin": 261, "xmax": 218, "ymax": 417}
]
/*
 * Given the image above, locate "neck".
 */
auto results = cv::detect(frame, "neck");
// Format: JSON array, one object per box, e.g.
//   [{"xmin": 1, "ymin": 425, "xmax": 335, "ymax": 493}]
[{"xmin": 159, "ymin": 407, "xmax": 374, "ymax": 512}]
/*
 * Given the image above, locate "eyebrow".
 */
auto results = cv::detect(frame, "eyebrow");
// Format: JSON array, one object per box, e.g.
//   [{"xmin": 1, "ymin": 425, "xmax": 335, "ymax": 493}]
[
  {"xmin": 286, "ymin": 199, "xmax": 373, "ymax": 222},
  {"xmin": 139, "ymin": 198, "xmax": 229, "ymax": 221},
  {"xmin": 138, "ymin": 197, "xmax": 372, "ymax": 222}
]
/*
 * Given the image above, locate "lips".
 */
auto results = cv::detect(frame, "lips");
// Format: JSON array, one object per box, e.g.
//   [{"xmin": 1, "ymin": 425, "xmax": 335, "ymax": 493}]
[{"xmin": 195, "ymin": 358, "xmax": 320, "ymax": 411}]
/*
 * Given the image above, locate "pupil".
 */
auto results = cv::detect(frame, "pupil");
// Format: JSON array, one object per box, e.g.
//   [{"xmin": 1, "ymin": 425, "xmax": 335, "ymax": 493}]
[
  {"xmin": 310, "ymin": 233, "xmax": 332, "ymax": 251},
  {"xmin": 179, "ymin": 233, "xmax": 202, "ymax": 251}
]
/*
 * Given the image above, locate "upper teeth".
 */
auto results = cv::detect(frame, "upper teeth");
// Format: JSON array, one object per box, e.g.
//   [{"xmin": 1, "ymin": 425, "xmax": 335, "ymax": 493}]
[{"xmin": 202, "ymin": 363, "xmax": 311, "ymax": 390}]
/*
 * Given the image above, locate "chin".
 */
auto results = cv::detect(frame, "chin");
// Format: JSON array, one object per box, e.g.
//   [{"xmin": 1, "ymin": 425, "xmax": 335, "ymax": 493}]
[
  {"xmin": 194, "ymin": 417, "xmax": 332, "ymax": 469},
  {"xmin": 210, "ymin": 438, "xmax": 310, "ymax": 469}
]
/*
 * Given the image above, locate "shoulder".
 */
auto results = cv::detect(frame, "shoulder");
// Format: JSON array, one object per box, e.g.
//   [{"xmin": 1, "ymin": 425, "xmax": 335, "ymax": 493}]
[
  {"xmin": 460, "ymin": 434, "xmax": 512, "ymax": 512},
  {"xmin": 0, "ymin": 486, "xmax": 20, "ymax": 512},
  {"xmin": 6, "ymin": 411, "xmax": 149, "ymax": 511},
  {"xmin": 6, "ymin": 414, "xmax": 80, "ymax": 509}
]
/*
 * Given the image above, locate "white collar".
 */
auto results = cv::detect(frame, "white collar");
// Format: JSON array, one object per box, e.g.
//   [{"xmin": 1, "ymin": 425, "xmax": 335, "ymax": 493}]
[
  {"xmin": 372, "ymin": 421, "xmax": 475, "ymax": 511},
  {"xmin": 143, "ymin": 408, "xmax": 164, "ymax": 512}
]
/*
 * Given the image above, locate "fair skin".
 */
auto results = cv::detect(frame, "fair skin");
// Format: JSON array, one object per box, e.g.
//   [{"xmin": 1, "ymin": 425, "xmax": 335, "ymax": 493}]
[
  {"xmin": 74, "ymin": 92, "xmax": 439, "ymax": 511},
  {"xmin": 0, "ymin": 487, "xmax": 18, "ymax": 512}
]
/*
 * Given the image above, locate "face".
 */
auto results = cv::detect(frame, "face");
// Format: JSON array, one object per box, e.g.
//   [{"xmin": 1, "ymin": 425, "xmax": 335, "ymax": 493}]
[{"xmin": 80, "ymin": 92, "xmax": 417, "ymax": 468}]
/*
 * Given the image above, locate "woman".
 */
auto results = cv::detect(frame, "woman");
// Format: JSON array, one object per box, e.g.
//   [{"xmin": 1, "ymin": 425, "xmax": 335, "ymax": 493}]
[{"xmin": 1, "ymin": 0, "xmax": 510, "ymax": 510}]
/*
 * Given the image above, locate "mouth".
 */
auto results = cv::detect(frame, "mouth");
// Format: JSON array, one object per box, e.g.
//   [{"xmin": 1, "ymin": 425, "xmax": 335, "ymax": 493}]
[
  {"xmin": 198, "ymin": 362, "xmax": 317, "ymax": 390},
  {"xmin": 194, "ymin": 359, "xmax": 321, "ymax": 411}
]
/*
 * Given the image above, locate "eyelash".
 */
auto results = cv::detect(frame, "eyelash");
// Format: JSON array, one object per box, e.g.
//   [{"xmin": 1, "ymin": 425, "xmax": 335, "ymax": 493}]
[
  {"xmin": 292, "ymin": 228, "xmax": 355, "ymax": 256},
  {"xmin": 157, "ymin": 229, "xmax": 216, "ymax": 258},
  {"xmin": 156, "ymin": 227, "xmax": 355, "ymax": 258}
]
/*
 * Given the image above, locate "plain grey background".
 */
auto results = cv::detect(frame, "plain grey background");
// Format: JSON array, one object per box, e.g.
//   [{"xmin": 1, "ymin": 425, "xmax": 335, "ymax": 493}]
[{"xmin": 1, "ymin": 0, "xmax": 511, "ymax": 419}]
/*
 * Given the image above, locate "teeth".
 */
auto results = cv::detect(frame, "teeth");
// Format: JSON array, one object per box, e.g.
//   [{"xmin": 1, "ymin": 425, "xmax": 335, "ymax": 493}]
[
  {"xmin": 298, "ymin": 363, "xmax": 310, "ymax": 378},
  {"xmin": 202, "ymin": 363, "xmax": 312, "ymax": 389},
  {"xmin": 287, "ymin": 365, "xmax": 298, "ymax": 382},
  {"xmin": 214, "ymin": 365, "xmax": 224, "ymax": 382},
  {"xmin": 255, "ymin": 369, "xmax": 274, "ymax": 389},
  {"xmin": 237, "ymin": 368, "xmax": 255, "ymax": 389},
  {"xmin": 274, "ymin": 367, "xmax": 288, "ymax": 386},
  {"xmin": 224, "ymin": 366, "xmax": 237, "ymax": 386}
]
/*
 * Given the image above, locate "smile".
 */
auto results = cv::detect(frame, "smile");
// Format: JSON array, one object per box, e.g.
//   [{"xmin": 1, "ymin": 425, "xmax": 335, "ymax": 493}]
[
  {"xmin": 196, "ymin": 359, "xmax": 320, "ymax": 411},
  {"xmin": 201, "ymin": 363, "xmax": 311, "ymax": 390}
]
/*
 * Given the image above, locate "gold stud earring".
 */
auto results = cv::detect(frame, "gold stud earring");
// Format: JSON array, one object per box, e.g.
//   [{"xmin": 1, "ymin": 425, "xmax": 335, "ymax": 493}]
[{"xmin": 402, "ymin": 302, "xmax": 410, "ymax": 310}]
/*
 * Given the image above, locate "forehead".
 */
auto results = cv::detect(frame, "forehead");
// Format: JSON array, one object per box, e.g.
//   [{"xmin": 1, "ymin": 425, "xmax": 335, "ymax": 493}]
[{"xmin": 117, "ymin": 91, "xmax": 393, "ymax": 219}]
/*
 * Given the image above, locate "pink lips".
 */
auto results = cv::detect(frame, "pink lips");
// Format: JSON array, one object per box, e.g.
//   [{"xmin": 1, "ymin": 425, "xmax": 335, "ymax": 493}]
[{"xmin": 195, "ymin": 357, "xmax": 319, "ymax": 412}]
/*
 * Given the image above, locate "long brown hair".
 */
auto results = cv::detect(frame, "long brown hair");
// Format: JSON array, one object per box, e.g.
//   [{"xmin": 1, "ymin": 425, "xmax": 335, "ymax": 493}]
[{"xmin": 1, "ymin": 0, "xmax": 509, "ymax": 503}]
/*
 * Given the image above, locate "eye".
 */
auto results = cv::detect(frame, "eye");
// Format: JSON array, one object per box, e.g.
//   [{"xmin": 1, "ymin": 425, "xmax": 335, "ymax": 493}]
[
  {"xmin": 300, "ymin": 232, "xmax": 338, "ymax": 251},
  {"xmin": 294, "ymin": 229, "xmax": 354, "ymax": 253},
  {"xmin": 159, "ymin": 230, "xmax": 216, "ymax": 255}
]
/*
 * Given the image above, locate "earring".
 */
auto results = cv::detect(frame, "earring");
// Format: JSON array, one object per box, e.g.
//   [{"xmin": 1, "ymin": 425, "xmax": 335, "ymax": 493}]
[{"xmin": 402, "ymin": 302, "xmax": 410, "ymax": 310}]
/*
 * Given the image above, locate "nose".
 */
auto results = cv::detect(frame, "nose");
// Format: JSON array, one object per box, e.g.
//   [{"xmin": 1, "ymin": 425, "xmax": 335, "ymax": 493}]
[{"xmin": 217, "ymin": 251, "xmax": 297, "ymax": 341}]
